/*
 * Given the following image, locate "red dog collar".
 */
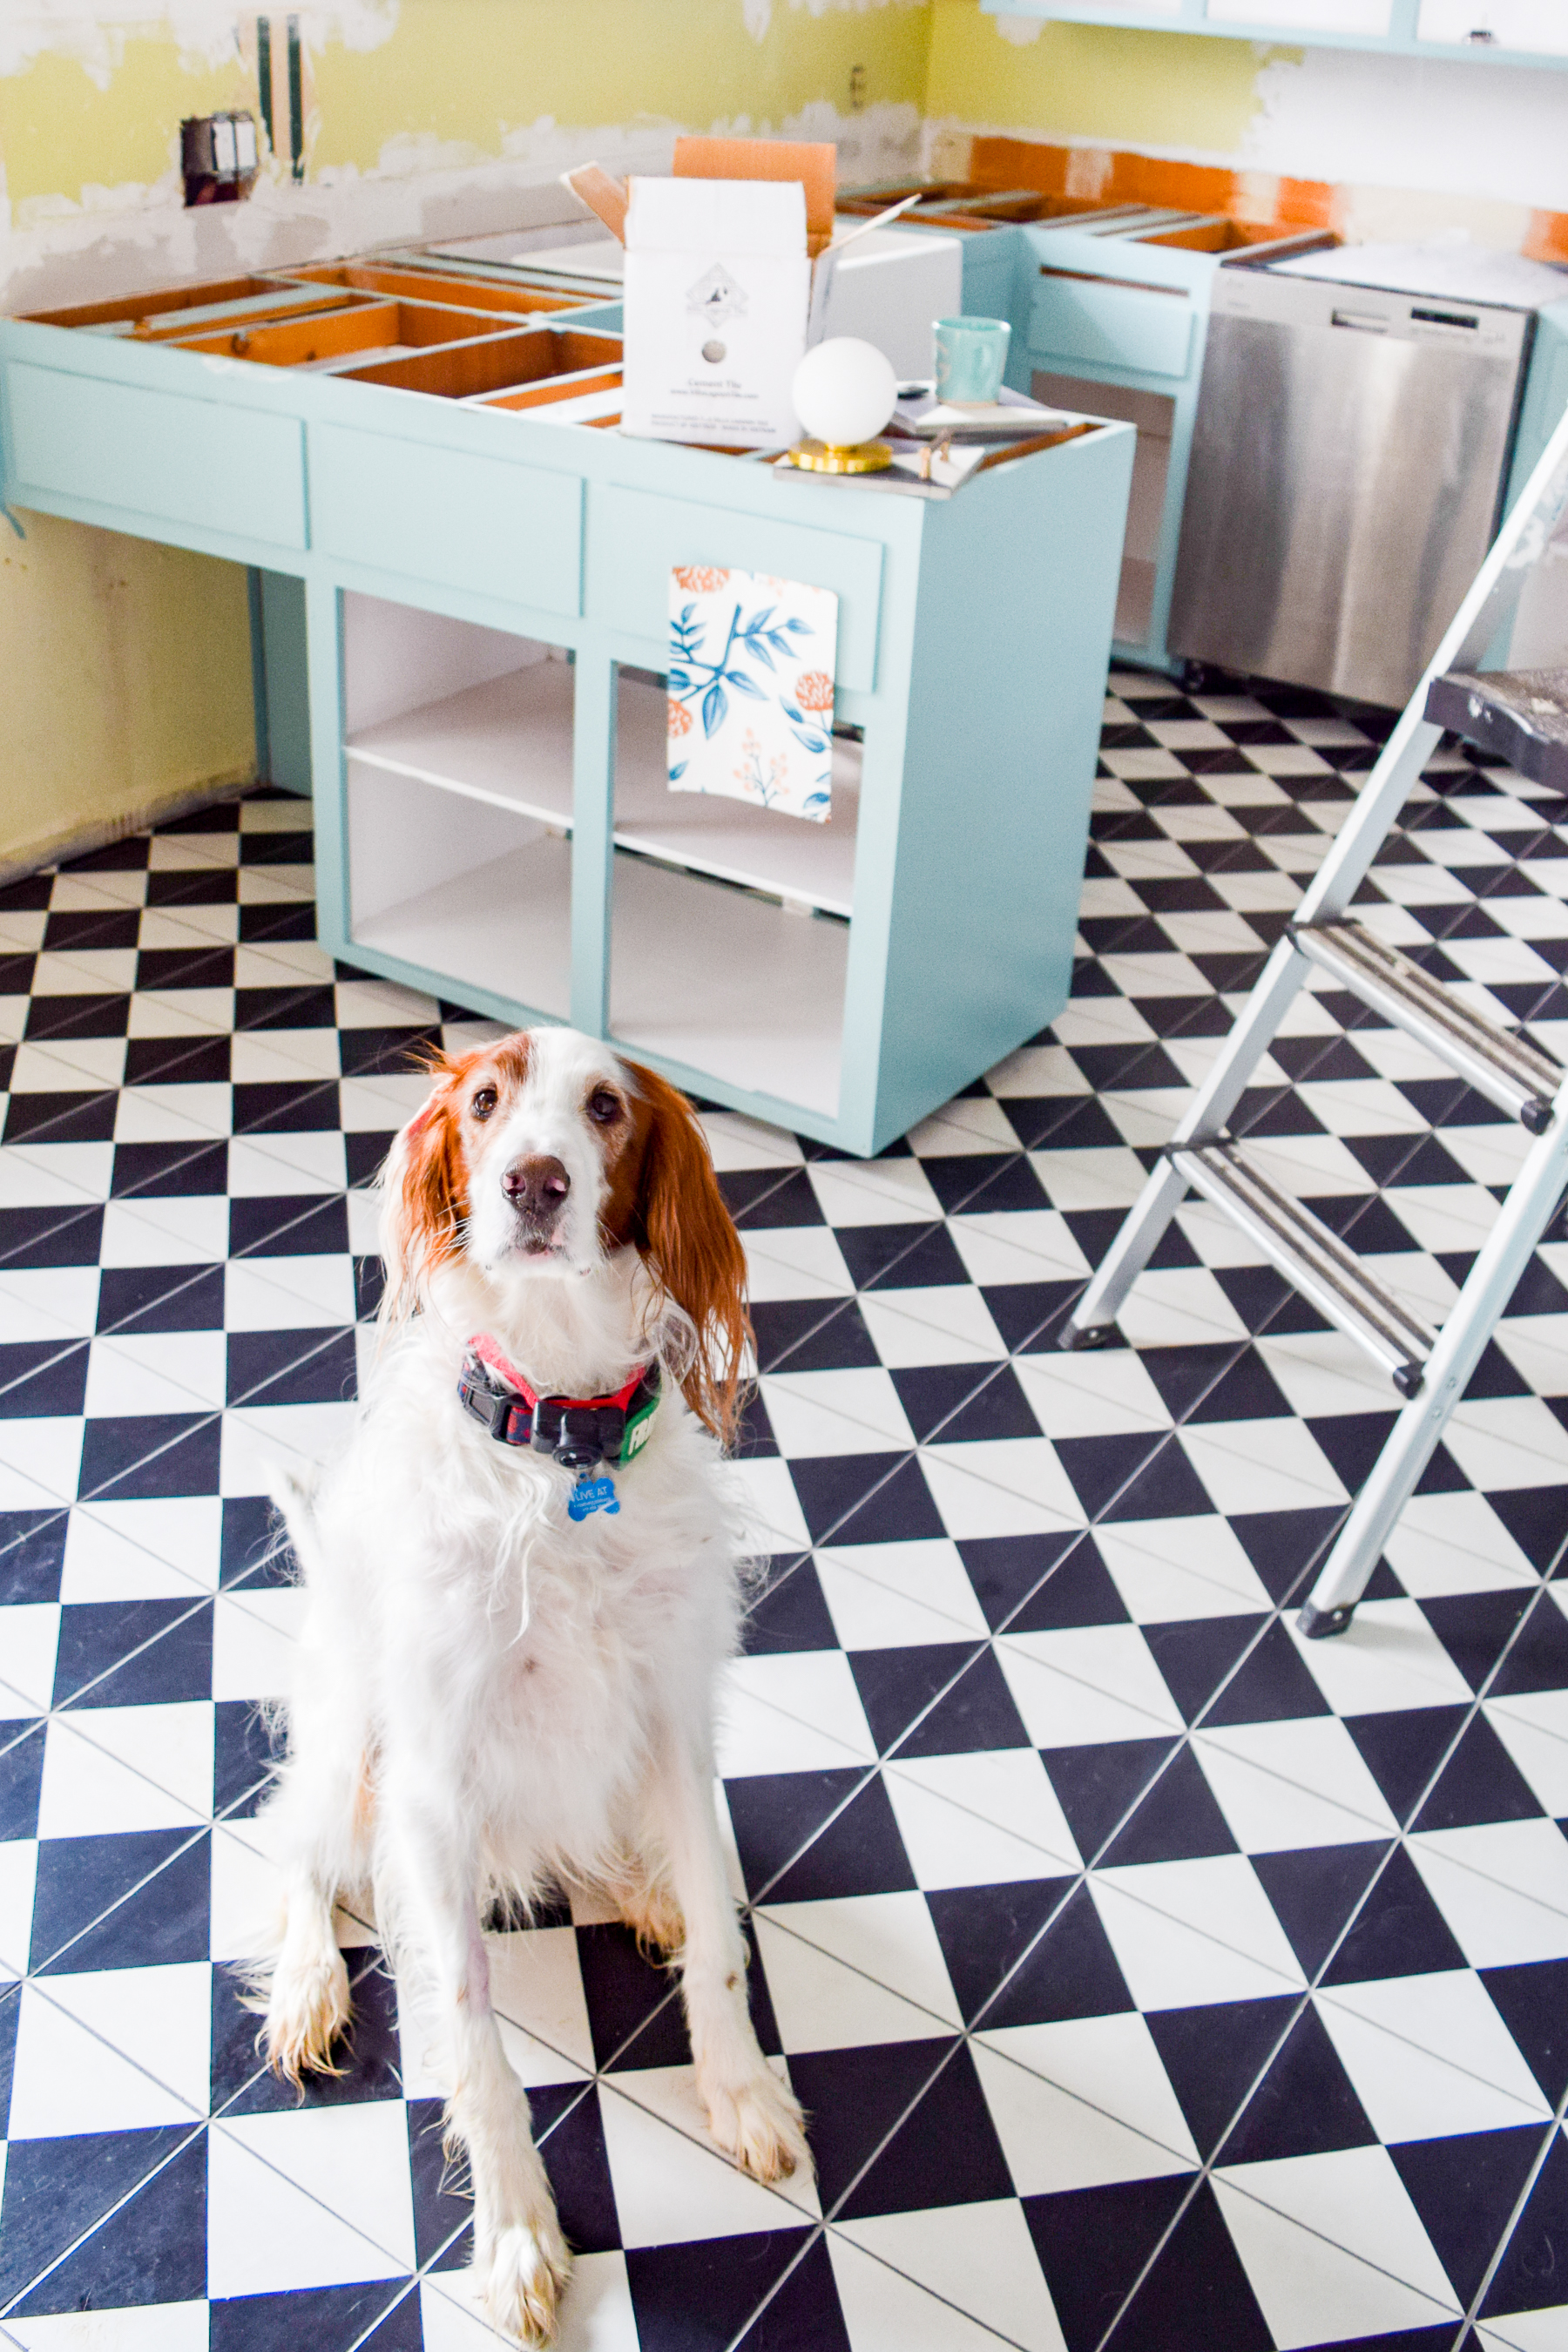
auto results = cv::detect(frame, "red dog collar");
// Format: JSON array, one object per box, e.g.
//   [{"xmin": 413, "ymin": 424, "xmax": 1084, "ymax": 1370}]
[{"xmin": 457, "ymin": 1335, "xmax": 661, "ymax": 1471}]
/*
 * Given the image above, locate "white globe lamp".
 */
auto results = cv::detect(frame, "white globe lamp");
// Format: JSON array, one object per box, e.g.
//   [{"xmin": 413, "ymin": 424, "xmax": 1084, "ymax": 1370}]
[{"xmin": 788, "ymin": 337, "xmax": 898, "ymax": 475}]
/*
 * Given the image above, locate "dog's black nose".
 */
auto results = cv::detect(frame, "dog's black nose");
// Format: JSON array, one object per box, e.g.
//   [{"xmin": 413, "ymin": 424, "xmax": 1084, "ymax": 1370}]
[{"xmin": 502, "ymin": 1155, "xmax": 571, "ymax": 1219}]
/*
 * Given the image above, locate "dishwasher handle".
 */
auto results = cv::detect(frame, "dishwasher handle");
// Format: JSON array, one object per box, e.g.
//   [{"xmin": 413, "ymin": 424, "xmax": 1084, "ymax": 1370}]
[{"xmin": 1331, "ymin": 308, "xmax": 1392, "ymax": 334}]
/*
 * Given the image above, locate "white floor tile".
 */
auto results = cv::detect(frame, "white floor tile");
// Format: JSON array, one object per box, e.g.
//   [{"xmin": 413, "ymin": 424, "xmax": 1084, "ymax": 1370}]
[
  {"xmin": 1093, "ymin": 1515, "xmax": 1274, "ymax": 1623},
  {"xmin": 995, "ymin": 1625, "xmax": 1184, "ymax": 1747},
  {"xmin": 1288, "ymin": 1598, "xmax": 1476, "ymax": 1716},
  {"xmin": 1443, "ymin": 1396, "xmax": 1568, "ymax": 1492},
  {"xmin": 727, "ymin": 1456, "xmax": 810, "ymax": 1553},
  {"xmin": 0, "ymin": 1601, "xmax": 61, "ymax": 1715},
  {"xmin": 815, "ymin": 1540, "xmax": 989, "ymax": 1650},
  {"xmin": 0, "ymin": 1422, "xmax": 84, "ymax": 1510},
  {"xmin": 761, "ymin": 1368, "xmax": 916, "ymax": 1456},
  {"xmin": 0, "ymin": 2306, "xmax": 210, "ymax": 2350},
  {"xmin": 212, "ymin": 1588, "xmax": 305, "ymax": 1702},
  {"xmin": 1027, "ymin": 1146, "xmax": 1157, "ymax": 1214},
  {"xmin": 1315, "ymin": 1971, "xmax": 1551, "ymax": 2141},
  {"xmin": 0, "ymin": 1837, "xmax": 38, "ymax": 1978},
  {"xmin": 883, "ymin": 1750, "xmax": 1081, "ymax": 1885},
  {"xmin": 1212, "ymin": 2148, "xmax": 1460, "ymax": 2347},
  {"xmin": 1113, "ymin": 1267, "xmax": 1254, "ymax": 1351},
  {"xmin": 1193, "ymin": 1719, "xmax": 1399, "ymax": 1853},
  {"xmin": 7, "ymin": 1963, "xmax": 211, "ymax": 2136},
  {"xmin": 598, "ymin": 2062, "xmax": 819, "ymax": 2243},
  {"xmin": 741, "ymin": 1225, "xmax": 855, "ymax": 1301},
  {"xmin": 856, "ymin": 1285, "xmax": 1008, "ymax": 1368},
  {"xmin": 226, "ymin": 1132, "xmax": 347, "ymax": 1193},
  {"xmin": 1479, "ymin": 2308, "xmax": 1568, "ymax": 2351},
  {"xmin": 828, "ymin": 2226, "xmax": 1052, "ymax": 2352},
  {"xmin": 225, "ymin": 1253, "xmax": 356, "ymax": 1330},
  {"xmin": 61, "ymin": 1497, "xmax": 223, "ymax": 1602},
  {"xmin": 220, "ymin": 1401, "xmax": 357, "ymax": 1498},
  {"xmin": 1408, "ymin": 1821, "xmax": 1568, "ymax": 1966},
  {"xmin": 1090, "ymin": 1856, "xmax": 1308, "ymax": 2010},
  {"xmin": 112, "ymin": 1083, "xmax": 232, "ymax": 1146},
  {"xmin": 1178, "ymin": 1418, "xmax": 1348, "ymax": 1517},
  {"xmin": 1488, "ymin": 1691, "xmax": 1568, "ymax": 1815},
  {"xmin": 1383, "ymin": 1490, "xmax": 1541, "ymax": 1599},
  {"xmin": 98, "ymin": 1196, "xmax": 230, "ymax": 1267},
  {"xmin": 84, "ymin": 1331, "xmax": 226, "ymax": 1416},
  {"xmin": 716, "ymin": 1652, "xmax": 877, "ymax": 1777},
  {"xmin": 973, "ymin": 2016, "xmax": 1199, "ymax": 2193},
  {"xmin": 947, "ymin": 1207, "xmax": 1092, "ymax": 1288},
  {"xmin": 0, "ymin": 1267, "xmax": 99, "ymax": 1342},
  {"xmin": 772, "ymin": 1888, "xmax": 961, "ymax": 2027},
  {"xmin": 834, "ymin": 2202, "xmax": 1068, "ymax": 2352},
  {"xmin": 1013, "ymin": 1348, "xmax": 1172, "ymax": 1442},
  {"xmin": 38, "ymin": 1704, "xmax": 213, "ymax": 1835},
  {"xmin": 207, "ymin": 2104, "xmax": 416, "ymax": 2295},
  {"xmin": 921, "ymin": 1440, "xmax": 1085, "ymax": 1538},
  {"xmin": 231, "ymin": 1029, "xmax": 340, "ymax": 1085},
  {"xmin": 807, "ymin": 1159, "xmax": 942, "ymax": 1227},
  {"xmin": 754, "ymin": 1904, "xmax": 957, "ymax": 2051}
]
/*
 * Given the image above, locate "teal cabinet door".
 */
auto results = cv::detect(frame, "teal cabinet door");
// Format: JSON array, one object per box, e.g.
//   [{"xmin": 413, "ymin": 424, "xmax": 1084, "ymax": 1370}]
[
  {"xmin": 5, "ymin": 363, "xmax": 307, "ymax": 549},
  {"xmin": 310, "ymin": 422, "xmax": 585, "ymax": 613},
  {"xmin": 1028, "ymin": 277, "xmax": 1196, "ymax": 380},
  {"xmin": 590, "ymin": 486, "xmax": 886, "ymax": 689}
]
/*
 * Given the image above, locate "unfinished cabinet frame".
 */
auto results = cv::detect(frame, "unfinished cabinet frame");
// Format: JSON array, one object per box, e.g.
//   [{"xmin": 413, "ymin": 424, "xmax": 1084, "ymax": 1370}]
[{"xmin": 0, "ymin": 256, "xmax": 1132, "ymax": 1152}]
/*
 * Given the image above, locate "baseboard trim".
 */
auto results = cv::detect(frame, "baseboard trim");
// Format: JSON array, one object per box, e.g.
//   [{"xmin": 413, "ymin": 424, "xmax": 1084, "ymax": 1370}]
[{"xmin": 0, "ymin": 763, "xmax": 308, "ymax": 888}]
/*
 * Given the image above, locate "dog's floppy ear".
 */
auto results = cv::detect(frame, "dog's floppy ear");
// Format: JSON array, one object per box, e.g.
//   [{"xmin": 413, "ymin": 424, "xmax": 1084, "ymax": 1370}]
[
  {"xmin": 625, "ymin": 1062, "xmax": 751, "ymax": 1445},
  {"xmin": 379, "ymin": 1051, "xmax": 477, "ymax": 1323}
]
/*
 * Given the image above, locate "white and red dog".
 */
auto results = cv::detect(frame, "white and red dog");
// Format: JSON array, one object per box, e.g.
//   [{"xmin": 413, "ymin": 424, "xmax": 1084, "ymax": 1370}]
[{"xmin": 251, "ymin": 1026, "xmax": 810, "ymax": 2344}]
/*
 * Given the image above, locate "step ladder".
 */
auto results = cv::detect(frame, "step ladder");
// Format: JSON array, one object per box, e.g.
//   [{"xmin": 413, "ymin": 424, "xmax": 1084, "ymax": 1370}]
[{"xmin": 1061, "ymin": 401, "xmax": 1568, "ymax": 1640}]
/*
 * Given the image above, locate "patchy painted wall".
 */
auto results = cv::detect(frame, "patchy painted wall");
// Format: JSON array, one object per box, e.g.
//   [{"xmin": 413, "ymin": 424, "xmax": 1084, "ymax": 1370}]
[
  {"xmin": 0, "ymin": 0, "xmax": 930, "ymax": 873},
  {"xmin": 0, "ymin": 512, "xmax": 253, "ymax": 875},
  {"xmin": 924, "ymin": 0, "xmax": 1568, "ymax": 223},
  {"xmin": 1, "ymin": 0, "xmax": 931, "ymax": 312}
]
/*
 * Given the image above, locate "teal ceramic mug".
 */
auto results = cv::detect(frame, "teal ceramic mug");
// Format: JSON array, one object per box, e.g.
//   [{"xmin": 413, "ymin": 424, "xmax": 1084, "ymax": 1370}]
[{"xmin": 933, "ymin": 314, "xmax": 1012, "ymax": 406}]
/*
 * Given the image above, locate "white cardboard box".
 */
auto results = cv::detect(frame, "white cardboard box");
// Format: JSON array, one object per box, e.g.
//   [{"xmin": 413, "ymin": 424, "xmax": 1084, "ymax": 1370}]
[{"xmin": 621, "ymin": 176, "xmax": 809, "ymax": 448}]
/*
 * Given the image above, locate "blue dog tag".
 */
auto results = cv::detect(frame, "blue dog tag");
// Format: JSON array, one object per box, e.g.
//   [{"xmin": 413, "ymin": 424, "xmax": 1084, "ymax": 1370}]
[{"xmin": 568, "ymin": 1474, "xmax": 619, "ymax": 1521}]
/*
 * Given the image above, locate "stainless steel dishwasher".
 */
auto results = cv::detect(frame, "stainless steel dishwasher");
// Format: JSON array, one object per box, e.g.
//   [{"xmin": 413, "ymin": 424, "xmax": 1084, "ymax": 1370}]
[{"xmin": 1168, "ymin": 260, "xmax": 1535, "ymax": 708}]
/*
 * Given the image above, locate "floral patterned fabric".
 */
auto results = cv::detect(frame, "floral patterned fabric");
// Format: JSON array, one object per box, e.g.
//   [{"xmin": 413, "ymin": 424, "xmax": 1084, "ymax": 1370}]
[{"xmin": 666, "ymin": 565, "xmax": 839, "ymax": 822}]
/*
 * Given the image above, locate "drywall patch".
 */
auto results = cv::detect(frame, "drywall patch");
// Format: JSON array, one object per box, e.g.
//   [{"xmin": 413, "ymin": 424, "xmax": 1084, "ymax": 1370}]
[
  {"xmin": 1246, "ymin": 44, "xmax": 1568, "ymax": 213},
  {"xmin": 0, "ymin": 1, "xmax": 397, "ymax": 80},
  {"xmin": 0, "ymin": 98, "xmax": 922, "ymax": 312},
  {"xmin": 993, "ymin": 14, "xmax": 1044, "ymax": 44}
]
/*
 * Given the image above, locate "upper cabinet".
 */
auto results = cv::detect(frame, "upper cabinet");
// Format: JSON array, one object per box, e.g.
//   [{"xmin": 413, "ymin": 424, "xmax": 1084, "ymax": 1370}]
[{"xmin": 983, "ymin": 0, "xmax": 1568, "ymax": 63}]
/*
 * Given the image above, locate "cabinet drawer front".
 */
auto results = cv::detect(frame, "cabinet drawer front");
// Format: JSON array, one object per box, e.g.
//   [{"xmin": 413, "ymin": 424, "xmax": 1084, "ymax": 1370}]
[
  {"xmin": 313, "ymin": 423, "xmax": 583, "ymax": 612},
  {"xmin": 1028, "ymin": 278, "xmax": 1195, "ymax": 380},
  {"xmin": 5, "ymin": 363, "xmax": 306, "ymax": 548},
  {"xmin": 591, "ymin": 488, "xmax": 884, "ymax": 691}
]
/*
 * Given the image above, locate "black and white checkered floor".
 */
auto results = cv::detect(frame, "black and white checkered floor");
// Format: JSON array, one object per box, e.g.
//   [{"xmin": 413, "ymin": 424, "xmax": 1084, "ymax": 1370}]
[{"xmin": 4, "ymin": 670, "xmax": 1568, "ymax": 2352}]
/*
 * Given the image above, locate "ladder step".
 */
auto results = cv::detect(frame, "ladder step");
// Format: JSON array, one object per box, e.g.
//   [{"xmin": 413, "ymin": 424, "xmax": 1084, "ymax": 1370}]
[
  {"xmin": 1294, "ymin": 919, "xmax": 1562, "ymax": 1133},
  {"xmin": 1170, "ymin": 1142, "xmax": 1436, "ymax": 1389},
  {"xmin": 1424, "ymin": 667, "xmax": 1568, "ymax": 794}
]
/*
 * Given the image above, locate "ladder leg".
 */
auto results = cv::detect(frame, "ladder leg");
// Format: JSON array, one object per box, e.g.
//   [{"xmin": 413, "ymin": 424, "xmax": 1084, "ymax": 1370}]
[
  {"xmin": 1299, "ymin": 1100, "xmax": 1568, "ymax": 1637},
  {"xmin": 1060, "ymin": 936, "xmax": 1312, "ymax": 1346},
  {"xmin": 1062, "ymin": 1157, "xmax": 1191, "ymax": 1346}
]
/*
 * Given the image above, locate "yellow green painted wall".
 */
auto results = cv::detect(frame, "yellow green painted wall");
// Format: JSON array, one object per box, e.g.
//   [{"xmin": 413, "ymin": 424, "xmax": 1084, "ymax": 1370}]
[
  {"xmin": 0, "ymin": 517, "xmax": 254, "ymax": 874},
  {"xmin": 312, "ymin": 0, "xmax": 931, "ymax": 179},
  {"xmin": 923, "ymin": 0, "xmax": 1275, "ymax": 153}
]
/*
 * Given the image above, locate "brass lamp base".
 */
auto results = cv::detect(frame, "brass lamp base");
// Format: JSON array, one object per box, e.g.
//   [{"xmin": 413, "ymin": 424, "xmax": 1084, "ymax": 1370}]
[{"xmin": 786, "ymin": 437, "xmax": 892, "ymax": 475}]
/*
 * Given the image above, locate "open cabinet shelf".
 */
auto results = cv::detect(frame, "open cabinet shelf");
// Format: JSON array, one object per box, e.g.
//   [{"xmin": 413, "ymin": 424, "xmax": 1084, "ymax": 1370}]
[
  {"xmin": 610, "ymin": 855, "xmax": 848, "ymax": 1119},
  {"xmin": 343, "ymin": 653, "xmax": 862, "ymax": 917}
]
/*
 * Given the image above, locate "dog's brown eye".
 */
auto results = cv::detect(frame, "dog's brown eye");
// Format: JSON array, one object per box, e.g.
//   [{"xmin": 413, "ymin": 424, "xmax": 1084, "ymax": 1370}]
[
  {"xmin": 470, "ymin": 1086, "xmax": 498, "ymax": 1121},
  {"xmin": 587, "ymin": 1088, "xmax": 622, "ymax": 1126}
]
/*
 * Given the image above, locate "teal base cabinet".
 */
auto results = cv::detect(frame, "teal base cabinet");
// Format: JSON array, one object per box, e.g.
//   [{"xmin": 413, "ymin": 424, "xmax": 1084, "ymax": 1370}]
[{"xmin": 0, "ymin": 309, "xmax": 1132, "ymax": 1154}]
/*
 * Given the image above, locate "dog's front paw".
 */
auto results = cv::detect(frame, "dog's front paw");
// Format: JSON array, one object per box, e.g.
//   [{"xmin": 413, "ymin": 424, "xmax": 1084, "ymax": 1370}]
[
  {"xmin": 703, "ymin": 2064, "xmax": 813, "ymax": 2186},
  {"xmin": 476, "ymin": 2214, "xmax": 571, "ymax": 2348},
  {"xmin": 263, "ymin": 1949, "xmax": 351, "ymax": 2085}
]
